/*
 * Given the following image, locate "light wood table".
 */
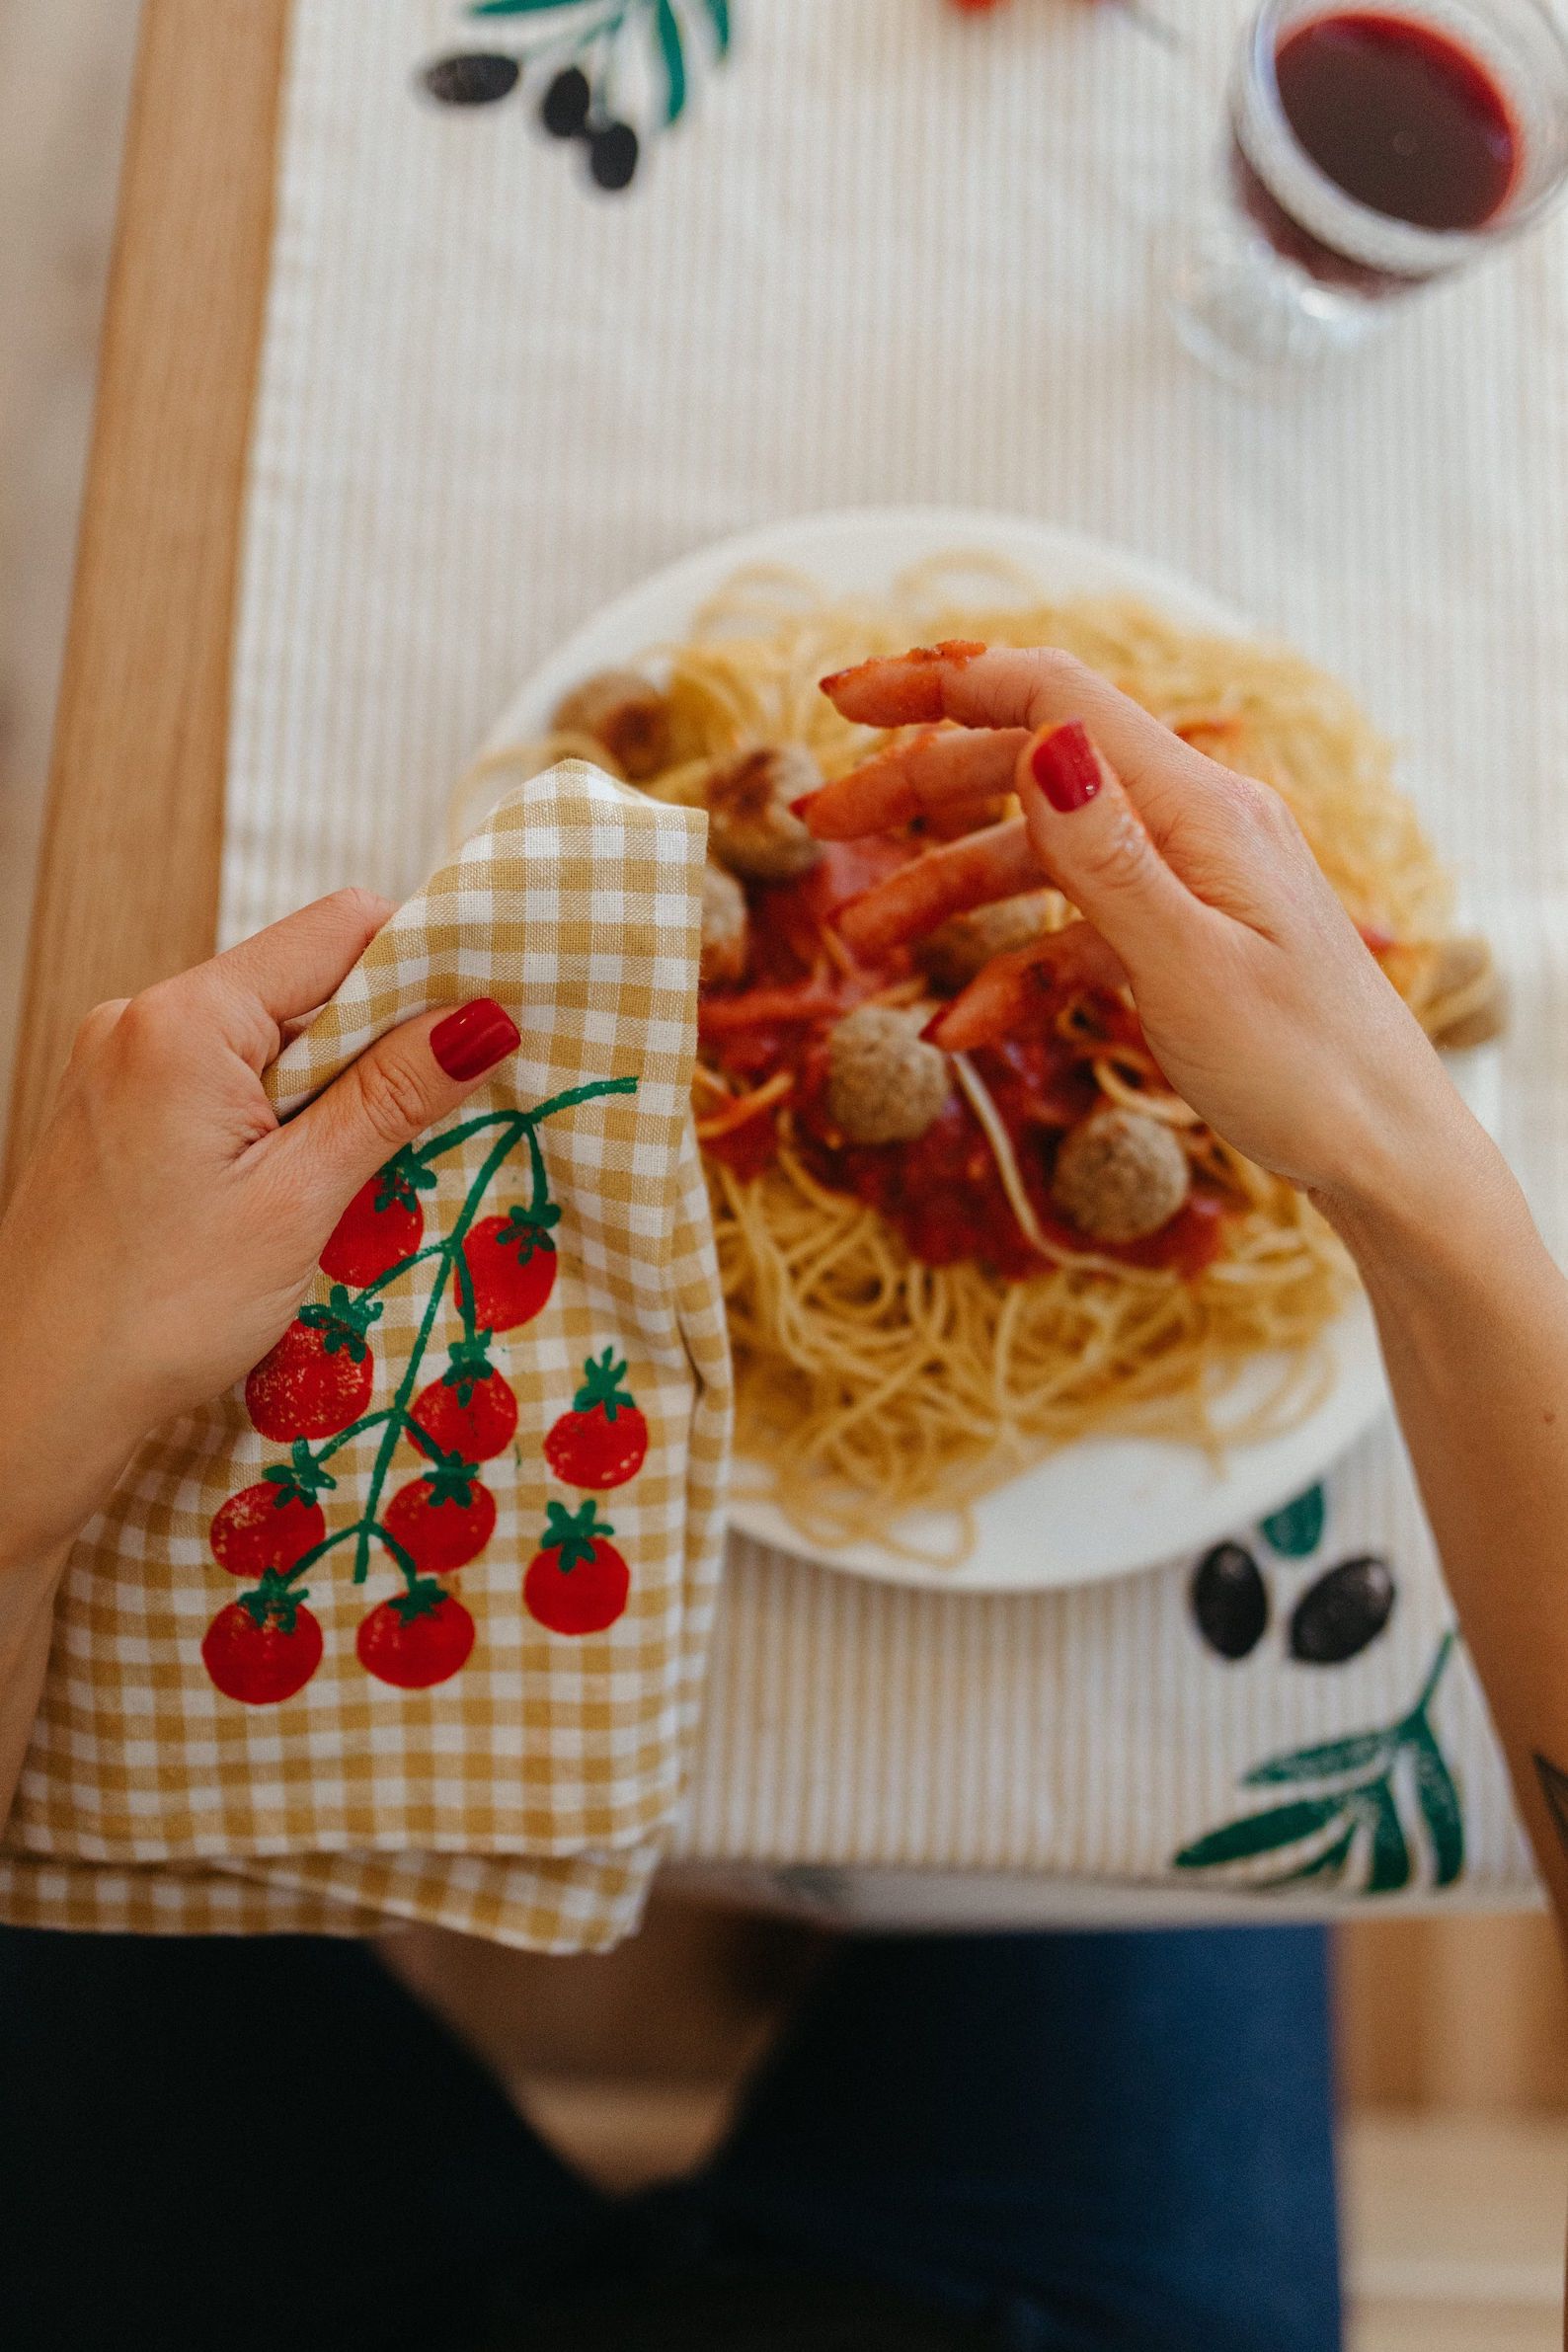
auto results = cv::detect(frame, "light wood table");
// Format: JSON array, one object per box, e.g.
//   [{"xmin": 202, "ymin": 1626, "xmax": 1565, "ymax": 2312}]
[{"xmin": 4, "ymin": 0, "xmax": 288, "ymax": 1187}]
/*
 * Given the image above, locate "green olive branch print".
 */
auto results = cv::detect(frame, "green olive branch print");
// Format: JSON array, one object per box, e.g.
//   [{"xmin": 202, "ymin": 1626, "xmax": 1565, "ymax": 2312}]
[
  {"xmin": 466, "ymin": 0, "xmax": 724, "ymax": 82},
  {"xmin": 654, "ymin": 0, "xmax": 687, "ymax": 123},
  {"xmin": 472, "ymin": 0, "xmax": 614, "ymax": 15},
  {"xmin": 1172, "ymin": 1631, "xmax": 1464, "ymax": 1895},
  {"xmin": 433, "ymin": 0, "xmax": 733, "ymax": 184}
]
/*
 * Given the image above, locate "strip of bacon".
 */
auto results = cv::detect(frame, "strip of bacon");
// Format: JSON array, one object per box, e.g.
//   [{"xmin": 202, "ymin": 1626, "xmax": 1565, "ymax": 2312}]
[
  {"xmin": 836, "ymin": 820, "xmax": 1038, "ymax": 958},
  {"xmin": 698, "ymin": 980, "xmax": 842, "ymax": 1036},
  {"xmin": 819, "ymin": 641, "xmax": 986, "ymax": 728},
  {"xmin": 926, "ymin": 926, "xmax": 1128, "ymax": 1053},
  {"xmin": 798, "ymin": 725, "xmax": 1026, "ymax": 840},
  {"xmin": 695, "ymin": 1069, "xmax": 796, "ymax": 1141}
]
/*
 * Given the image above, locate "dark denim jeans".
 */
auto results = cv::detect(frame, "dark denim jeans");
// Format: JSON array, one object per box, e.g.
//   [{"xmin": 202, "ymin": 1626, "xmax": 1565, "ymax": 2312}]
[{"xmin": 0, "ymin": 1920, "xmax": 1339, "ymax": 2352}]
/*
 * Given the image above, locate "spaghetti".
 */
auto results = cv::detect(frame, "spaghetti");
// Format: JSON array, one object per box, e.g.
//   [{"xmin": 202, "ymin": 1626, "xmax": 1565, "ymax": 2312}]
[{"xmin": 476, "ymin": 556, "xmax": 1474, "ymax": 1561}]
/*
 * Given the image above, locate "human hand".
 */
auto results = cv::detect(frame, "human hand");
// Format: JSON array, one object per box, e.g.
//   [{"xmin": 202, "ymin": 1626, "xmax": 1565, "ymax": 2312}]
[
  {"xmin": 0, "ymin": 892, "xmax": 521, "ymax": 1574},
  {"xmin": 809, "ymin": 644, "xmax": 1479, "ymax": 1209}
]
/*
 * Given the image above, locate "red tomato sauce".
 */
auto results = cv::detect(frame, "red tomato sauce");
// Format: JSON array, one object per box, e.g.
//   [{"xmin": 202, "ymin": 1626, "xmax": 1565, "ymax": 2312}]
[{"xmin": 699, "ymin": 844, "xmax": 1230, "ymax": 1284}]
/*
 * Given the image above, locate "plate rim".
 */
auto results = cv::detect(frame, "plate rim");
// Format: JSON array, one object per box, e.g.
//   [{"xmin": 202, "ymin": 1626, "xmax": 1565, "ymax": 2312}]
[{"xmin": 479, "ymin": 507, "xmax": 1451, "ymax": 1593}]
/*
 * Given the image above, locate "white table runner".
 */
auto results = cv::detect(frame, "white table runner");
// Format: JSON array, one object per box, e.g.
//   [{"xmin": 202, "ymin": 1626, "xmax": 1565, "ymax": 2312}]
[{"xmin": 224, "ymin": 0, "xmax": 1568, "ymax": 1917}]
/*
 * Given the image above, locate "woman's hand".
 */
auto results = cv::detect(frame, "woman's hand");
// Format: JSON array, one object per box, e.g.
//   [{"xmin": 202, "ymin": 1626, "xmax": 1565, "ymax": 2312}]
[
  {"xmin": 0, "ymin": 891, "xmax": 520, "ymax": 1575},
  {"xmin": 811, "ymin": 645, "xmax": 1488, "ymax": 1214},
  {"xmin": 812, "ymin": 648, "xmax": 1568, "ymax": 1945}
]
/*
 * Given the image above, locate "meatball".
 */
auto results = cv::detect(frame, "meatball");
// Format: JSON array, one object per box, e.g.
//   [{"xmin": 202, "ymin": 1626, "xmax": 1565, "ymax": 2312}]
[
  {"xmin": 1422, "ymin": 934, "xmax": 1507, "ymax": 1050},
  {"xmin": 1052, "ymin": 1107, "xmax": 1191, "ymax": 1245},
  {"xmin": 705, "ymin": 745, "xmax": 823, "ymax": 883},
  {"xmin": 916, "ymin": 893, "xmax": 1056, "ymax": 994},
  {"xmin": 552, "ymin": 668, "xmax": 673, "ymax": 781},
  {"xmin": 700, "ymin": 860, "xmax": 748, "ymax": 986},
  {"xmin": 825, "ymin": 1004, "xmax": 952, "ymax": 1146}
]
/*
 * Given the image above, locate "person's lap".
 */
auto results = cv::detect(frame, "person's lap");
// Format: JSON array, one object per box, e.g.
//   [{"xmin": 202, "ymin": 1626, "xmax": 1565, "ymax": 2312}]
[
  {"xmin": 687, "ymin": 1923, "xmax": 1340, "ymax": 2351},
  {"xmin": 0, "ymin": 1917, "xmax": 1339, "ymax": 2352}
]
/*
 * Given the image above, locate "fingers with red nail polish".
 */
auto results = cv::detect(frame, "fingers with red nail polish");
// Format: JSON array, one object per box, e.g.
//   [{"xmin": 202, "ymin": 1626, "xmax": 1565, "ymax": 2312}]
[
  {"xmin": 1014, "ymin": 722, "xmax": 1192, "ymax": 966},
  {"xmin": 1030, "ymin": 721, "xmax": 1103, "ymax": 813},
  {"xmin": 431, "ymin": 998, "xmax": 521, "ymax": 1081},
  {"xmin": 275, "ymin": 995, "xmax": 523, "ymax": 1227}
]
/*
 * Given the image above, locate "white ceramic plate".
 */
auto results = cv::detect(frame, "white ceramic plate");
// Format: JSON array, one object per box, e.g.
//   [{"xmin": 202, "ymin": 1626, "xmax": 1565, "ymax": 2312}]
[{"xmin": 483, "ymin": 508, "xmax": 1496, "ymax": 1592}]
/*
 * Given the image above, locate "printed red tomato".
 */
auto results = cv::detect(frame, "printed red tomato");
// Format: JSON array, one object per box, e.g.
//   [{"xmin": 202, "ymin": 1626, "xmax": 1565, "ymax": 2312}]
[
  {"xmin": 523, "ymin": 1499, "xmax": 630, "ymax": 1637},
  {"xmin": 209, "ymin": 1486, "xmax": 324, "ymax": 1579},
  {"xmin": 356, "ymin": 1581, "xmax": 475, "ymax": 1689},
  {"xmin": 383, "ymin": 1452, "xmax": 496, "ymax": 1574},
  {"xmin": 462, "ymin": 1202, "xmax": 560, "ymax": 1333},
  {"xmin": 245, "ymin": 1286, "xmax": 381, "ymax": 1442},
  {"xmin": 320, "ymin": 1148, "xmax": 434, "ymax": 1287},
  {"xmin": 201, "ymin": 1574, "xmax": 323, "ymax": 1705},
  {"xmin": 544, "ymin": 1349, "xmax": 648, "ymax": 1490},
  {"xmin": 411, "ymin": 1336, "xmax": 518, "ymax": 1463},
  {"xmin": 208, "ymin": 1440, "xmax": 336, "ymax": 1578}
]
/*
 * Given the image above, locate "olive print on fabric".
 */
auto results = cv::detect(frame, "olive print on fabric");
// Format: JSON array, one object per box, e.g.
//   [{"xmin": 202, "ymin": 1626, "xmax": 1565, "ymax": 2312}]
[
  {"xmin": 420, "ymin": 0, "xmax": 734, "ymax": 192},
  {"xmin": 1189, "ymin": 1481, "xmax": 1397, "ymax": 1669},
  {"xmin": 1190, "ymin": 1542, "xmax": 1270, "ymax": 1662},
  {"xmin": 1289, "ymin": 1554, "xmax": 1396, "ymax": 1664}
]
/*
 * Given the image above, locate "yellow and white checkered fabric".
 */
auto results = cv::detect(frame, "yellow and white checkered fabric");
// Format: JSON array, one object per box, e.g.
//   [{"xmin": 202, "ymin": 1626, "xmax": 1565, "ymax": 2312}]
[{"xmin": 0, "ymin": 763, "xmax": 732, "ymax": 1952}]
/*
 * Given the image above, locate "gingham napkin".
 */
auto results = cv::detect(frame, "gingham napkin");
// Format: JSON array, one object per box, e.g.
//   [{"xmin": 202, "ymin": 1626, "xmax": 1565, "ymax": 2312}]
[{"xmin": 0, "ymin": 762, "xmax": 732, "ymax": 1952}]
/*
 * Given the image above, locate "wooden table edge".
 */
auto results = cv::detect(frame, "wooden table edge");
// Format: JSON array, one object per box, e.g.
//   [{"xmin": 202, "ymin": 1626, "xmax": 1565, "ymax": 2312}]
[{"xmin": 3, "ymin": 0, "xmax": 291, "ymax": 1196}]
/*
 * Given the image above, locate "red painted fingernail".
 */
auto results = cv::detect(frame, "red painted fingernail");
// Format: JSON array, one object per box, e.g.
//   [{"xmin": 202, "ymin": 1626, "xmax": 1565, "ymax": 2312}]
[
  {"xmin": 431, "ymin": 998, "xmax": 520, "ymax": 1081},
  {"xmin": 1030, "ymin": 722, "xmax": 1102, "ymax": 814}
]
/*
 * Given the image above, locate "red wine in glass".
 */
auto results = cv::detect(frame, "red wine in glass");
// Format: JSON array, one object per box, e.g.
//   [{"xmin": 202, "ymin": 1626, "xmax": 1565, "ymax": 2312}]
[
  {"xmin": 1170, "ymin": 0, "xmax": 1568, "ymax": 372},
  {"xmin": 1235, "ymin": 10, "xmax": 1522, "ymax": 290}
]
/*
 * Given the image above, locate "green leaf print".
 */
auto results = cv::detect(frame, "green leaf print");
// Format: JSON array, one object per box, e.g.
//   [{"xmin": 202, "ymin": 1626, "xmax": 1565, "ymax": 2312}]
[
  {"xmin": 1259, "ymin": 1483, "xmax": 1326, "ymax": 1557},
  {"xmin": 655, "ymin": 0, "xmax": 687, "ymax": 123},
  {"xmin": 1173, "ymin": 1796, "xmax": 1347, "ymax": 1872},
  {"xmin": 1171, "ymin": 1632, "xmax": 1465, "ymax": 1898}
]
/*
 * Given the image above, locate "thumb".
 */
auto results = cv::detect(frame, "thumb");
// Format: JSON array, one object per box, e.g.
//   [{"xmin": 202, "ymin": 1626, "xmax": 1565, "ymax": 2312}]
[
  {"xmin": 269, "ymin": 996, "xmax": 522, "ymax": 1218},
  {"xmin": 1017, "ymin": 723, "xmax": 1207, "ymax": 977}
]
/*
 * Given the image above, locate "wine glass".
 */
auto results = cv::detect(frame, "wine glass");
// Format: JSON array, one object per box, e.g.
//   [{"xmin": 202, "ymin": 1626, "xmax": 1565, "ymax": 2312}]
[{"xmin": 1164, "ymin": 0, "xmax": 1568, "ymax": 380}]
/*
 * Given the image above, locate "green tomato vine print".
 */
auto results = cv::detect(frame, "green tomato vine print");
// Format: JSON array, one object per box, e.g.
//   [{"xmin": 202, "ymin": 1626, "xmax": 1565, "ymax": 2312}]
[
  {"xmin": 203, "ymin": 1074, "xmax": 652, "ymax": 1706},
  {"xmin": 421, "ymin": 0, "xmax": 735, "ymax": 192}
]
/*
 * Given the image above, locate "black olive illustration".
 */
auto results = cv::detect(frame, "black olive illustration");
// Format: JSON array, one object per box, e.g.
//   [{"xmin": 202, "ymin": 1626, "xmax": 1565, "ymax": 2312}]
[
  {"xmin": 589, "ymin": 120, "xmax": 641, "ymax": 191},
  {"xmin": 1289, "ymin": 1555, "xmax": 1395, "ymax": 1665},
  {"xmin": 542, "ymin": 66, "xmax": 592, "ymax": 139},
  {"xmin": 421, "ymin": 52, "xmax": 521, "ymax": 108},
  {"xmin": 1191, "ymin": 1542, "xmax": 1269, "ymax": 1661}
]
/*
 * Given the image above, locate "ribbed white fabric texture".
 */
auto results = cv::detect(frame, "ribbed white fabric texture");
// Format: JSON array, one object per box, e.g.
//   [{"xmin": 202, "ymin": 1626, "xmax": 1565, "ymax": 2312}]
[{"xmin": 223, "ymin": 0, "xmax": 1565, "ymax": 1913}]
